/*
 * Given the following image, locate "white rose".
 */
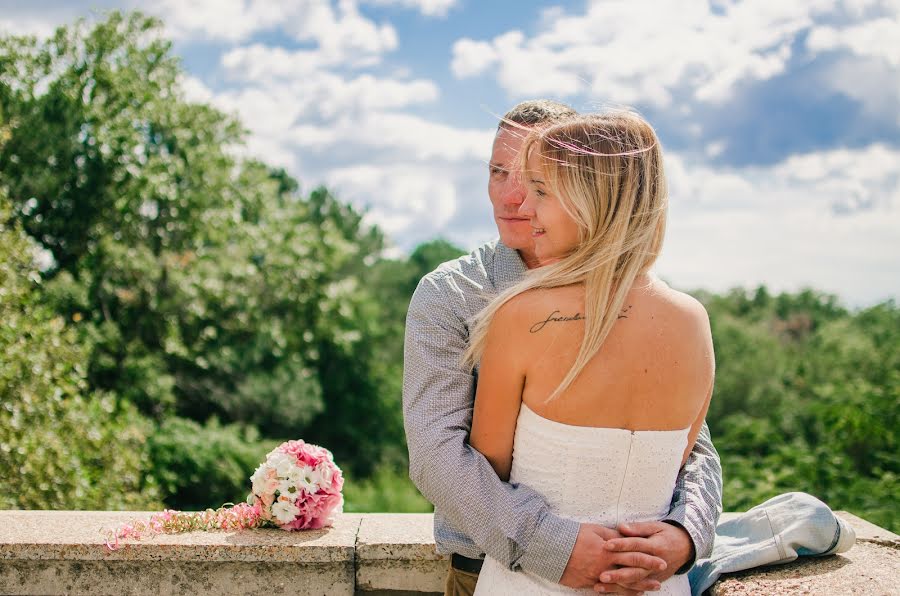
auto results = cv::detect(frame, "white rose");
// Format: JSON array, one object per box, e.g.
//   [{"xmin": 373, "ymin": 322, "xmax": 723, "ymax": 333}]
[{"xmin": 314, "ymin": 463, "xmax": 334, "ymax": 489}]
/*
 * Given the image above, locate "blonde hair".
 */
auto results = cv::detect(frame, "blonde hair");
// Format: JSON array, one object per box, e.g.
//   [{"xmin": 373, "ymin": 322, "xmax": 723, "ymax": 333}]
[{"xmin": 463, "ymin": 111, "xmax": 668, "ymax": 401}]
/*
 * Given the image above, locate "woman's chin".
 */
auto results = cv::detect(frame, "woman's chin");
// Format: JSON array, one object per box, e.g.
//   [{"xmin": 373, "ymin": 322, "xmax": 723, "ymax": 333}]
[{"xmin": 534, "ymin": 249, "xmax": 562, "ymax": 265}]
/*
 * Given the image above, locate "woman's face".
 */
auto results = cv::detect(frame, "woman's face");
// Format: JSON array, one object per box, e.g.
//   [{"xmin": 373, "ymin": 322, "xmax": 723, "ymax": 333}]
[{"xmin": 519, "ymin": 149, "xmax": 581, "ymax": 263}]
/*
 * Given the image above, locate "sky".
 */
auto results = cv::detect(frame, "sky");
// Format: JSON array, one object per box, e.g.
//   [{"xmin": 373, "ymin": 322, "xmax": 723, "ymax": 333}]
[{"xmin": 1, "ymin": 0, "xmax": 898, "ymax": 307}]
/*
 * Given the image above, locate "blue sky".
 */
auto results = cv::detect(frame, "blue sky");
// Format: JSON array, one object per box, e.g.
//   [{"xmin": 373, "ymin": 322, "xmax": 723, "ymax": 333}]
[{"xmin": 2, "ymin": 0, "xmax": 898, "ymax": 306}]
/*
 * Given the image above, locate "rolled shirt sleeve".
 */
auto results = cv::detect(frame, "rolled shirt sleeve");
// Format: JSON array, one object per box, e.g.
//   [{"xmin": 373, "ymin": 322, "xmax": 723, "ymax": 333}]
[{"xmin": 663, "ymin": 422, "xmax": 723, "ymax": 566}]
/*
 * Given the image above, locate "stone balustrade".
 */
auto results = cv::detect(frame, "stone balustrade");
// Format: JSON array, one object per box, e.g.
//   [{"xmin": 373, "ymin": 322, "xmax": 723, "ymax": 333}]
[{"xmin": 0, "ymin": 510, "xmax": 897, "ymax": 595}]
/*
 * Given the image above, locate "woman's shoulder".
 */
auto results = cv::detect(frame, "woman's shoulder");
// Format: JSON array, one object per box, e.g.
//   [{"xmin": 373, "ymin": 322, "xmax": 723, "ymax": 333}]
[
  {"xmin": 494, "ymin": 286, "xmax": 584, "ymax": 332},
  {"xmin": 641, "ymin": 278, "xmax": 710, "ymax": 331},
  {"xmin": 638, "ymin": 280, "xmax": 714, "ymax": 372}
]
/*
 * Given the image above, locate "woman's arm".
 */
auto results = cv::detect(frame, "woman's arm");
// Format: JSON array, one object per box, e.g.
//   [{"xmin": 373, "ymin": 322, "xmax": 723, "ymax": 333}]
[
  {"xmin": 469, "ymin": 302, "xmax": 529, "ymax": 481},
  {"xmin": 680, "ymin": 304, "xmax": 716, "ymax": 468}
]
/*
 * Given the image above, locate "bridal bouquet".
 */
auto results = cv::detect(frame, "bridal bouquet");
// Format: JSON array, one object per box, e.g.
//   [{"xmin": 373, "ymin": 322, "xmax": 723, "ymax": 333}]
[
  {"xmin": 248, "ymin": 439, "xmax": 344, "ymax": 529},
  {"xmin": 107, "ymin": 439, "xmax": 344, "ymax": 548}
]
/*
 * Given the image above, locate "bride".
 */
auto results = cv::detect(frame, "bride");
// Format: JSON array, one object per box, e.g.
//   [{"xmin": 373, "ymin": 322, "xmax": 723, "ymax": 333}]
[{"xmin": 463, "ymin": 111, "xmax": 714, "ymax": 595}]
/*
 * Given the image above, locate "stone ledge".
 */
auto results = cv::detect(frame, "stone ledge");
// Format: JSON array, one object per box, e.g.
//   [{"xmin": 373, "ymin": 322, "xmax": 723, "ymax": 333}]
[
  {"xmin": 0, "ymin": 510, "xmax": 896, "ymax": 595},
  {"xmin": 0, "ymin": 511, "xmax": 362, "ymax": 596},
  {"xmin": 712, "ymin": 511, "xmax": 899, "ymax": 596},
  {"xmin": 0, "ymin": 511, "xmax": 361, "ymax": 563},
  {"xmin": 356, "ymin": 514, "xmax": 445, "ymax": 594},
  {"xmin": 712, "ymin": 539, "xmax": 899, "ymax": 595}
]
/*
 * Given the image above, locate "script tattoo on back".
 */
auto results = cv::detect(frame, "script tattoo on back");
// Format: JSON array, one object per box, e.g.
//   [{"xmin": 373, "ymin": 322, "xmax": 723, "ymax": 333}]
[
  {"xmin": 529, "ymin": 305, "xmax": 633, "ymax": 333},
  {"xmin": 529, "ymin": 310, "xmax": 585, "ymax": 333}
]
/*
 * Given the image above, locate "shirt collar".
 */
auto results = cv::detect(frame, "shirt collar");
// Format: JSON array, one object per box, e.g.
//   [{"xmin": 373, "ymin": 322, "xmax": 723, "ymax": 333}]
[{"xmin": 493, "ymin": 241, "xmax": 528, "ymax": 292}]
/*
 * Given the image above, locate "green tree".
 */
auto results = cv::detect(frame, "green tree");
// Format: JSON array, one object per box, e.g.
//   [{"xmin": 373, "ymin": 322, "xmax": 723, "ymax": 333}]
[
  {"xmin": 0, "ymin": 190, "xmax": 159, "ymax": 509},
  {"xmin": 0, "ymin": 12, "xmax": 408, "ymax": 505},
  {"xmin": 701, "ymin": 286, "xmax": 898, "ymax": 532}
]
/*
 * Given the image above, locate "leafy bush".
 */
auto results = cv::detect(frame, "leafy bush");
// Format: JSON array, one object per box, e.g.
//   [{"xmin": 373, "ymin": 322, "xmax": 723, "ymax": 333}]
[
  {"xmin": 703, "ymin": 288, "xmax": 899, "ymax": 532},
  {"xmin": 147, "ymin": 417, "xmax": 278, "ymax": 510},
  {"xmin": 0, "ymin": 193, "xmax": 160, "ymax": 509},
  {"xmin": 343, "ymin": 465, "xmax": 433, "ymax": 513}
]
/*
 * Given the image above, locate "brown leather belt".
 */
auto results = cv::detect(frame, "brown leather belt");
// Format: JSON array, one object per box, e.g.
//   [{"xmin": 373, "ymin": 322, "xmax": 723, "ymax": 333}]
[{"xmin": 451, "ymin": 553, "xmax": 484, "ymax": 574}]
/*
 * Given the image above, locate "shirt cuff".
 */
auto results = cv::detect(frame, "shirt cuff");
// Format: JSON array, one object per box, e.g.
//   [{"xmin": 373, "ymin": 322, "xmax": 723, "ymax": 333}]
[
  {"xmin": 661, "ymin": 519, "xmax": 697, "ymax": 575},
  {"xmin": 516, "ymin": 513, "xmax": 581, "ymax": 583}
]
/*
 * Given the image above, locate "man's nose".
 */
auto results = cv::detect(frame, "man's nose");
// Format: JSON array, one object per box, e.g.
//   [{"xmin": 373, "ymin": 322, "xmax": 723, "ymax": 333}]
[{"xmin": 500, "ymin": 175, "xmax": 526, "ymax": 206}]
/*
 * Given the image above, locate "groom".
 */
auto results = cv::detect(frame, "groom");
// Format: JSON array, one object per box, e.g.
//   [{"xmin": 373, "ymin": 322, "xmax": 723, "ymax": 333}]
[{"xmin": 403, "ymin": 100, "xmax": 722, "ymax": 595}]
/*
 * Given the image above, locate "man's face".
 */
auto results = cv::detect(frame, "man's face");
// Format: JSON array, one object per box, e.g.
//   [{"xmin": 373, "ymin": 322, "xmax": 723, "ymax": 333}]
[{"xmin": 488, "ymin": 126, "xmax": 537, "ymax": 263}]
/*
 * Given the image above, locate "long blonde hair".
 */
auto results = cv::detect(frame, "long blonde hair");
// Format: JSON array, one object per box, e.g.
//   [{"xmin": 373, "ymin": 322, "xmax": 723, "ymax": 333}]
[{"xmin": 462, "ymin": 111, "xmax": 668, "ymax": 401}]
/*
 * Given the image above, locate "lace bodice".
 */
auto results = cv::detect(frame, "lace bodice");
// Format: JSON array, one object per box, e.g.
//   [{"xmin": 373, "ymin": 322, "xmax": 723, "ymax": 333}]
[{"xmin": 474, "ymin": 403, "xmax": 691, "ymax": 595}]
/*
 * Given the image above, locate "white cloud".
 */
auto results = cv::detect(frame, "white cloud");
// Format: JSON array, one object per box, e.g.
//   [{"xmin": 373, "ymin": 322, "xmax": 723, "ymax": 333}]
[
  {"xmin": 299, "ymin": 112, "xmax": 492, "ymax": 161},
  {"xmin": 221, "ymin": 46, "xmax": 439, "ymax": 113},
  {"xmin": 825, "ymin": 56, "xmax": 900, "ymax": 126},
  {"xmin": 657, "ymin": 144, "xmax": 900, "ymax": 306},
  {"xmin": 805, "ymin": 16, "xmax": 900, "ymax": 124},
  {"xmin": 450, "ymin": 38, "xmax": 498, "ymax": 78},
  {"xmin": 807, "ymin": 17, "xmax": 900, "ymax": 67},
  {"xmin": 221, "ymin": 44, "xmax": 327, "ymax": 78},
  {"xmin": 178, "ymin": 74, "xmax": 215, "ymax": 104},
  {"xmin": 450, "ymin": 0, "xmax": 898, "ymax": 109},
  {"xmin": 152, "ymin": 0, "xmax": 282, "ymax": 42},
  {"xmin": 0, "ymin": 17, "xmax": 58, "ymax": 39},
  {"xmin": 154, "ymin": 0, "xmax": 397, "ymax": 64},
  {"xmin": 667, "ymin": 144, "xmax": 900, "ymax": 215},
  {"xmin": 363, "ymin": 0, "xmax": 458, "ymax": 18},
  {"xmin": 284, "ymin": 0, "xmax": 398, "ymax": 63},
  {"xmin": 327, "ymin": 163, "xmax": 461, "ymax": 235}
]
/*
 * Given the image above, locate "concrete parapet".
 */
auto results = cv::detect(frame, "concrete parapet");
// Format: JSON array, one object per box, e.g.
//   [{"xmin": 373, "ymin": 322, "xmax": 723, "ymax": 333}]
[
  {"xmin": 0, "ymin": 510, "xmax": 361, "ymax": 595},
  {"xmin": 0, "ymin": 510, "xmax": 896, "ymax": 595}
]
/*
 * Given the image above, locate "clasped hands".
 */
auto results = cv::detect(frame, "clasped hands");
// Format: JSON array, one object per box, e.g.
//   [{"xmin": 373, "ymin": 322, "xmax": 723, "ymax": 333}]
[{"xmin": 559, "ymin": 521, "xmax": 694, "ymax": 595}]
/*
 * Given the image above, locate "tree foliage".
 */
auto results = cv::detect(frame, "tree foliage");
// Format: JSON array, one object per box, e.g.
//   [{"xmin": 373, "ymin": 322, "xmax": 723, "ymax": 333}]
[
  {"xmin": 701, "ymin": 288, "xmax": 898, "ymax": 531},
  {"xmin": 0, "ymin": 12, "xmax": 407, "ymax": 506},
  {"xmin": 0, "ymin": 191, "xmax": 160, "ymax": 509}
]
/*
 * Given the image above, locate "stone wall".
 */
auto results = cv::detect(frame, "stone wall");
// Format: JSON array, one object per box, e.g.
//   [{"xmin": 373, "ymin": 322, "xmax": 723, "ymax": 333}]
[{"xmin": 0, "ymin": 511, "xmax": 896, "ymax": 595}]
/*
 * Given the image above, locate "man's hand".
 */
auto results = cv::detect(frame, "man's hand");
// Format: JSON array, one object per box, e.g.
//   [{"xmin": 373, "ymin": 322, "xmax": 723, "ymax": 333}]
[
  {"xmin": 601, "ymin": 521, "xmax": 694, "ymax": 587},
  {"xmin": 559, "ymin": 524, "xmax": 666, "ymax": 595}
]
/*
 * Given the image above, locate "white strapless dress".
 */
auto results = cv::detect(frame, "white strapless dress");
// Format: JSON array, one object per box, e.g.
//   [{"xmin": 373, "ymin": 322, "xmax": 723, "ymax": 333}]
[{"xmin": 473, "ymin": 404, "xmax": 691, "ymax": 595}]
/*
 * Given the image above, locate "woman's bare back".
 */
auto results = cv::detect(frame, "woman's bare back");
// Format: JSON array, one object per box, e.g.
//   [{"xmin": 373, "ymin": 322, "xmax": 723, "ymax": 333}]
[{"xmin": 512, "ymin": 275, "xmax": 714, "ymax": 435}]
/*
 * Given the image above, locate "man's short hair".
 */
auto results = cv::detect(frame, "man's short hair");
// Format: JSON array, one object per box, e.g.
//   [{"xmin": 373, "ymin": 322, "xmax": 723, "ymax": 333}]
[{"xmin": 499, "ymin": 99, "xmax": 577, "ymax": 130}]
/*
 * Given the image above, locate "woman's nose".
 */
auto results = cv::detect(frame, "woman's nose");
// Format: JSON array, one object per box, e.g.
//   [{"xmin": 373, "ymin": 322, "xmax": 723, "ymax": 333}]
[{"xmin": 519, "ymin": 193, "xmax": 536, "ymax": 218}]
